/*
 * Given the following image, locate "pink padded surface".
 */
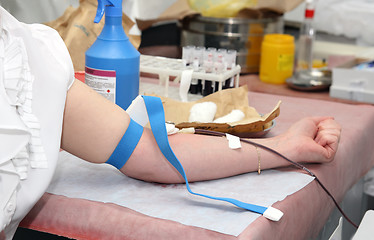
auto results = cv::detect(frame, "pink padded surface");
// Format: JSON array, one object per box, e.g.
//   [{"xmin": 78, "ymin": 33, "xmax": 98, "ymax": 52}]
[{"xmin": 20, "ymin": 91, "xmax": 374, "ymax": 240}]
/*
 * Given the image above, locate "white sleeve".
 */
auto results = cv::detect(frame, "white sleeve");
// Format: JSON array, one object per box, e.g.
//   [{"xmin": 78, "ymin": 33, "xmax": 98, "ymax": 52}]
[
  {"xmin": 0, "ymin": 5, "xmax": 74, "ymax": 238},
  {"xmin": 27, "ymin": 23, "xmax": 75, "ymax": 90},
  {"xmin": 0, "ymin": 88, "xmax": 30, "ymax": 236}
]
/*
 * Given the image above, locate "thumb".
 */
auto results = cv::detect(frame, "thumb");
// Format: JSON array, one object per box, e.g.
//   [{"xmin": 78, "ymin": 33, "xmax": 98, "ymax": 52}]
[{"xmin": 310, "ymin": 116, "xmax": 335, "ymax": 125}]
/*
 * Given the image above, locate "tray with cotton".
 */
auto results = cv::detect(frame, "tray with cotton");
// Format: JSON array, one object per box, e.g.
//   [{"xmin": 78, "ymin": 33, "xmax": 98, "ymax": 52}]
[{"xmin": 146, "ymin": 86, "xmax": 280, "ymax": 138}]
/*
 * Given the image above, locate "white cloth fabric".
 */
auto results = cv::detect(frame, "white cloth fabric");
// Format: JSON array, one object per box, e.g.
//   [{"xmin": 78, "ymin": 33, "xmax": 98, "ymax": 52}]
[
  {"xmin": 314, "ymin": 0, "xmax": 374, "ymax": 46},
  {"xmin": 0, "ymin": 0, "xmax": 79, "ymax": 24},
  {"xmin": 0, "ymin": 6, "xmax": 74, "ymax": 239}
]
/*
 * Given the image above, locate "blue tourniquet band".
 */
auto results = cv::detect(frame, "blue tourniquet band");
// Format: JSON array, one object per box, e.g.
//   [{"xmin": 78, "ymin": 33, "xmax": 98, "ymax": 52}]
[
  {"xmin": 106, "ymin": 118, "xmax": 144, "ymax": 169},
  {"xmin": 141, "ymin": 95, "xmax": 268, "ymax": 215}
]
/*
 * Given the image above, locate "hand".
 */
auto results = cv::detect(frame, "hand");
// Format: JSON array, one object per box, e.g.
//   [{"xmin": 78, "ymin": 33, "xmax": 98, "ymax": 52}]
[{"xmin": 274, "ymin": 117, "xmax": 341, "ymax": 164}]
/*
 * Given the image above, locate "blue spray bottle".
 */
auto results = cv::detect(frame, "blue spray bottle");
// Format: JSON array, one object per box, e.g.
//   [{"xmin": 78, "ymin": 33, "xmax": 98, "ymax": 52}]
[{"xmin": 85, "ymin": 0, "xmax": 140, "ymax": 110}]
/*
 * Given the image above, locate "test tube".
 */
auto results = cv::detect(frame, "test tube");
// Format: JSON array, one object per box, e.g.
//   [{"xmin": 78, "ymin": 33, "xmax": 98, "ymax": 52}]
[
  {"xmin": 202, "ymin": 47, "xmax": 216, "ymax": 96},
  {"xmin": 188, "ymin": 46, "xmax": 203, "ymax": 94},
  {"xmin": 193, "ymin": 46, "xmax": 205, "ymax": 67},
  {"xmin": 215, "ymin": 48, "xmax": 227, "ymax": 74},
  {"xmin": 203, "ymin": 47, "xmax": 216, "ymax": 73},
  {"xmin": 205, "ymin": 47, "xmax": 216, "ymax": 59},
  {"xmin": 182, "ymin": 45, "xmax": 195, "ymax": 66},
  {"xmin": 226, "ymin": 49, "xmax": 237, "ymax": 69},
  {"xmin": 226, "ymin": 49, "xmax": 237, "ymax": 88},
  {"xmin": 202, "ymin": 80, "xmax": 213, "ymax": 96},
  {"xmin": 214, "ymin": 49, "xmax": 225, "ymax": 91}
]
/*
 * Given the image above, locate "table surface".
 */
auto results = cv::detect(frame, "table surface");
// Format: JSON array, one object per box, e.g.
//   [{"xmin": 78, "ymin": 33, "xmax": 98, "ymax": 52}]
[
  {"xmin": 20, "ymin": 76, "xmax": 374, "ymax": 240},
  {"xmin": 241, "ymin": 74, "xmax": 369, "ymax": 105}
]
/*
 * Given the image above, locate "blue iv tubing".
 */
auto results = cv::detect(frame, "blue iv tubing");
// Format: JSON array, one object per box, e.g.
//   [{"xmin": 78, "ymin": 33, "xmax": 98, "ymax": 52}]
[{"xmin": 141, "ymin": 95, "xmax": 268, "ymax": 215}]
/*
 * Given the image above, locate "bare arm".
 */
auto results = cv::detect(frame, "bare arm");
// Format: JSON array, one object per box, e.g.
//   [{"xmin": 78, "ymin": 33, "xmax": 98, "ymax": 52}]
[{"xmin": 61, "ymin": 80, "xmax": 341, "ymax": 183}]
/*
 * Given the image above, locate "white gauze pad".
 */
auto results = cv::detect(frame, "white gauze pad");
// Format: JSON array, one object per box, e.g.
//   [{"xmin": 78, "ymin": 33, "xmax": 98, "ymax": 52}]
[
  {"xmin": 189, "ymin": 102, "xmax": 217, "ymax": 123},
  {"xmin": 213, "ymin": 109, "xmax": 245, "ymax": 123}
]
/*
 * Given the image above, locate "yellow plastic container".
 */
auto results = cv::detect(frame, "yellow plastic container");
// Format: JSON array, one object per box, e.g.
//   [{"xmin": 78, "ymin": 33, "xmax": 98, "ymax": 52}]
[{"xmin": 259, "ymin": 34, "xmax": 295, "ymax": 84}]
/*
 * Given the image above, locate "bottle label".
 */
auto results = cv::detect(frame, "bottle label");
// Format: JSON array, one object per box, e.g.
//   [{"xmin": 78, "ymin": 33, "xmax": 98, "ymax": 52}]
[
  {"xmin": 305, "ymin": 9, "xmax": 315, "ymax": 19},
  {"xmin": 85, "ymin": 67, "xmax": 116, "ymax": 103},
  {"xmin": 277, "ymin": 54, "xmax": 294, "ymax": 71}
]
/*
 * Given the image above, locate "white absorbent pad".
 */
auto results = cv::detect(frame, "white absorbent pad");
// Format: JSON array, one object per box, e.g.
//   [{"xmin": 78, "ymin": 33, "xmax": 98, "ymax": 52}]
[{"xmin": 47, "ymin": 151, "xmax": 314, "ymax": 236}]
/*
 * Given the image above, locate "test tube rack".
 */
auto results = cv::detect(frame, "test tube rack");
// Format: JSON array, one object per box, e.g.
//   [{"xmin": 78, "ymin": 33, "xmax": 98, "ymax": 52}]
[{"xmin": 140, "ymin": 55, "xmax": 241, "ymax": 97}]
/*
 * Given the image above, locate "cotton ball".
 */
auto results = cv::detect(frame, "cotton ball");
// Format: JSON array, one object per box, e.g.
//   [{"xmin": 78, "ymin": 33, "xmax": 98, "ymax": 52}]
[
  {"xmin": 189, "ymin": 102, "xmax": 217, "ymax": 123},
  {"xmin": 165, "ymin": 122, "xmax": 179, "ymax": 135},
  {"xmin": 213, "ymin": 109, "xmax": 245, "ymax": 123}
]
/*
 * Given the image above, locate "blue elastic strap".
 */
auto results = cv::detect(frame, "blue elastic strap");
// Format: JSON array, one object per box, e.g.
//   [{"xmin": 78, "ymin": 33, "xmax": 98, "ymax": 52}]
[
  {"xmin": 141, "ymin": 95, "xmax": 268, "ymax": 215},
  {"xmin": 106, "ymin": 118, "xmax": 144, "ymax": 169}
]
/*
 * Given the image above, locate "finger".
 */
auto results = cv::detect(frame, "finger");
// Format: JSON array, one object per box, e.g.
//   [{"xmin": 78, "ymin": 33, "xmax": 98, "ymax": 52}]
[
  {"xmin": 302, "ymin": 141, "xmax": 332, "ymax": 163},
  {"xmin": 315, "ymin": 125, "xmax": 340, "ymax": 145},
  {"xmin": 314, "ymin": 127, "xmax": 341, "ymax": 144},
  {"xmin": 315, "ymin": 118, "xmax": 341, "ymax": 138},
  {"xmin": 316, "ymin": 133, "xmax": 340, "ymax": 159},
  {"xmin": 316, "ymin": 133, "xmax": 339, "ymax": 149},
  {"xmin": 318, "ymin": 118, "xmax": 341, "ymax": 129},
  {"xmin": 310, "ymin": 116, "xmax": 335, "ymax": 125},
  {"xmin": 314, "ymin": 127, "xmax": 341, "ymax": 160}
]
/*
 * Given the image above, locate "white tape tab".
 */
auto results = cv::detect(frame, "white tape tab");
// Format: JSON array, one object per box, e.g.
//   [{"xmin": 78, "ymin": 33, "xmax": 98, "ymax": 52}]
[
  {"xmin": 179, "ymin": 69, "xmax": 193, "ymax": 102},
  {"xmin": 263, "ymin": 207, "xmax": 284, "ymax": 221},
  {"xmin": 225, "ymin": 133, "xmax": 241, "ymax": 149}
]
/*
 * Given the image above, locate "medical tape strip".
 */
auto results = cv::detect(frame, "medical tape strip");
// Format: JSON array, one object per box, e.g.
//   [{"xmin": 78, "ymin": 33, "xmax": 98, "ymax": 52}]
[
  {"xmin": 106, "ymin": 118, "xmax": 143, "ymax": 169},
  {"xmin": 141, "ymin": 95, "xmax": 283, "ymax": 221}
]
